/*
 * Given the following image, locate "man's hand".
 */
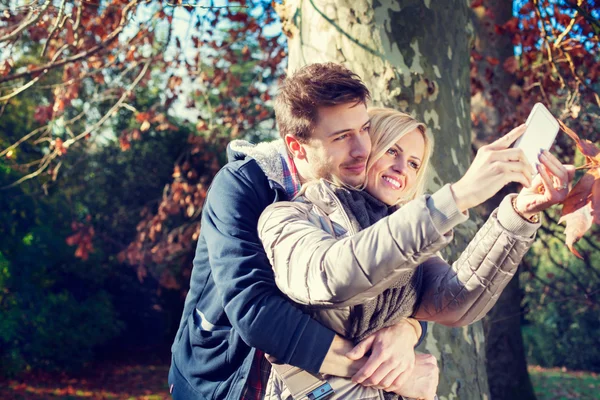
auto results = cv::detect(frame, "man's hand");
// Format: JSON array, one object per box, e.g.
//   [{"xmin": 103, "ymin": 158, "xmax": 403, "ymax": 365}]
[
  {"xmin": 390, "ymin": 353, "xmax": 439, "ymax": 400},
  {"xmin": 347, "ymin": 319, "xmax": 421, "ymax": 390},
  {"xmin": 451, "ymin": 124, "xmax": 536, "ymax": 212},
  {"xmin": 514, "ymin": 150, "xmax": 575, "ymax": 219}
]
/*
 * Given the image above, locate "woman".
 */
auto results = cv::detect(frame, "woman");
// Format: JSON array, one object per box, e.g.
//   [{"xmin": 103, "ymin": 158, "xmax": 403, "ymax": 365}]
[{"xmin": 258, "ymin": 108, "xmax": 570, "ymax": 400}]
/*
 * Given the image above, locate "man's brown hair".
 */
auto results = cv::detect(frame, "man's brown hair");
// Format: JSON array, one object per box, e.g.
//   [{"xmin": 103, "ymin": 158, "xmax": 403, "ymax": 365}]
[{"xmin": 274, "ymin": 63, "xmax": 371, "ymax": 142}]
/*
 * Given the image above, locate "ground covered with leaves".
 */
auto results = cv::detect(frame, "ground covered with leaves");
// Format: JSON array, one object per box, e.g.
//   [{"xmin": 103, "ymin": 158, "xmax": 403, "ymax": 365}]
[
  {"xmin": 2, "ymin": 363, "xmax": 598, "ymax": 400},
  {"xmin": 0, "ymin": 351, "xmax": 171, "ymax": 400},
  {"xmin": 529, "ymin": 365, "xmax": 600, "ymax": 400}
]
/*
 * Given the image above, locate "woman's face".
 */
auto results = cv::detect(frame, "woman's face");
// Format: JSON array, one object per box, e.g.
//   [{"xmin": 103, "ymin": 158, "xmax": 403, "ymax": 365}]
[{"xmin": 366, "ymin": 128, "xmax": 426, "ymax": 206}]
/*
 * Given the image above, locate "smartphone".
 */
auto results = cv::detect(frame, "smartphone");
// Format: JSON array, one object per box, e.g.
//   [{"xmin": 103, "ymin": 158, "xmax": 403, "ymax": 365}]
[{"xmin": 513, "ymin": 103, "xmax": 560, "ymax": 171}]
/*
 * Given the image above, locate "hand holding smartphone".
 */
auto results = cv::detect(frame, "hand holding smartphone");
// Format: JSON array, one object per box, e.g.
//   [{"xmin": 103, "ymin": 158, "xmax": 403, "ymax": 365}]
[{"xmin": 513, "ymin": 103, "xmax": 560, "ymax": 173}]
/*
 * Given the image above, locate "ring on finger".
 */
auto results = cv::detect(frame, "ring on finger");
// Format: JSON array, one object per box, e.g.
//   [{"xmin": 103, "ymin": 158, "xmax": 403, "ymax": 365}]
[{"xmin": 555, "ymin": 183, "xmax": 568, "ymax": 190}]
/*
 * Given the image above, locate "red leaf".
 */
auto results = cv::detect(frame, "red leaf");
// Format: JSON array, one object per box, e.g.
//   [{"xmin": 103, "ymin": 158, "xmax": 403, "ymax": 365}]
[
  {"xmin": 559, "ymin": 203, "xmax": 592, "ymax": 259},
  {"xmin": 559, "ymin": 168, "xmax": 600, "ymax": 259},
  {"xmin": 54, "ymin": 138, "xmax": 67, "ymax": 156},
  {"xmin": 229, "ymin": 13, "xmax": 248, "ymax": 23},
  {"xmin": 503, "ymin": 17, "xmax": 519, "ymax": 33},
  {"xmin": 558, "ymin": 119, "xmax": 600, "ymax": 160},
  {"xmin": 486, "ymin": 56, "xmax": 500, "ymax": 66},
  {"xmin": 34, "ymin": 105, "xmax": 53, "ymax": 124}
]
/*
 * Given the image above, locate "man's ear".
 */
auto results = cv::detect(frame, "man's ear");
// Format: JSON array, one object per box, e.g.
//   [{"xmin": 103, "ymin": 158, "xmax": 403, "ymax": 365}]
[{"xmin": 285, "ymin": 134, "xmax": 307, "ymax": 160}]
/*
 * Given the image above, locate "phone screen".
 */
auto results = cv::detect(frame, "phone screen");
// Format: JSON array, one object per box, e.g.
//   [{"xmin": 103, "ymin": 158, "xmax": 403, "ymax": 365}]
[{"xmin": 515, "ymin": 104, "xmax": 559, "ymax": 169}]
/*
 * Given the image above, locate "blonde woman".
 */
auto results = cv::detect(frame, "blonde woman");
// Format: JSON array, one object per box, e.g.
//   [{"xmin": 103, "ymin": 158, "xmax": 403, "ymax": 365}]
[{"xmin": 258, "ymin": 108, "xmax": 570, "ymax": 400}]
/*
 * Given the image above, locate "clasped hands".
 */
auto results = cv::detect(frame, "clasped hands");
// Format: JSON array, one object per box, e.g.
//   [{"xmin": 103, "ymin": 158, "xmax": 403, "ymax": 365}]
[{"xmin": 347, "ymin": 319, "xmax": 438, "ymax": 400}]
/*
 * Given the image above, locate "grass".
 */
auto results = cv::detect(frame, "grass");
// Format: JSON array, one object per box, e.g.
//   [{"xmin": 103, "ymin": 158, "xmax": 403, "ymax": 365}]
[{"xmin": 529, "ymin": 365, "xmax": 600, "ymax": 400}]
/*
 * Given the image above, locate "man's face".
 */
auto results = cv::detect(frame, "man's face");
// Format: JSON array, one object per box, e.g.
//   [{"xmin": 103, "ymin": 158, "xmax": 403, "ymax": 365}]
[{"xmin": 302, "ymin": 102, "xmax": 371, "ymax": 187}]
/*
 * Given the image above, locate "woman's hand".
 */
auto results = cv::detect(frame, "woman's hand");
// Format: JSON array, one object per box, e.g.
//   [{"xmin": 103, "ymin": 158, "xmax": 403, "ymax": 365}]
[
  {"xmin": 346, "ymin": 319, "xmax": 420, "ymax": 391},
  {"xmin": 451, "ymin": 124, "xmax": 536, "ymax": 212},
  {"xmin": 514, "ymin": 150, "xmax": 575, "ymax": 219},
  {"xmin": 390, "ymin": 353, "xmax": 439, "ymax": 400}
]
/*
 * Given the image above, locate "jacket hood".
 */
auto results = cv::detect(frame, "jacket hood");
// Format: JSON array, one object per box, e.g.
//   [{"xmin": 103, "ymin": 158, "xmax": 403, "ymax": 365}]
[{"xmin": 227, "ymin": 139, "xmax": 288, "ymax": 189}]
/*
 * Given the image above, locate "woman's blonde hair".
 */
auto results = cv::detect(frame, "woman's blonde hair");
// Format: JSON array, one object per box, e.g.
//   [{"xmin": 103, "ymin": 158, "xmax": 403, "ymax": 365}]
[{"xmin": 366, "ymin": 108, "xmax": 434, "ymax": 205}]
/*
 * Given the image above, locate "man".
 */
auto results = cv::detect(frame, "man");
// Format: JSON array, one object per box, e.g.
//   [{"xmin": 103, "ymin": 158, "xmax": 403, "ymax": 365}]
[{"xmin": 168, "ymin": 63, "xmax": 434, "ymax": 400}]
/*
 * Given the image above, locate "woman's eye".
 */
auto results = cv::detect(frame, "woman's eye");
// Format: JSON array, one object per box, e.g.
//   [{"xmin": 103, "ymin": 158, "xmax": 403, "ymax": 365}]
[
  {"xmin": 410, "ymin": 161, "xmax": 420, "ymax": 170},
  {"xmin": 386, "ymin": 148, "xmax": 397, "ymax": 157}
]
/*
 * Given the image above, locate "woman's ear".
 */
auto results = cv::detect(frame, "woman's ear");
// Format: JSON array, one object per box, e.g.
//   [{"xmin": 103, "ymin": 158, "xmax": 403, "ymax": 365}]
[{"xmin": 285, "ymin": 134, "xmax": 307, "ymax": 160}]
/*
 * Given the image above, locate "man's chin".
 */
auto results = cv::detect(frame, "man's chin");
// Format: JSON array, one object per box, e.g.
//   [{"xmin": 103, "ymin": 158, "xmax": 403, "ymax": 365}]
[{"xmin": 339, "ymin": 173, "xmax": 366, "ymax": 188}]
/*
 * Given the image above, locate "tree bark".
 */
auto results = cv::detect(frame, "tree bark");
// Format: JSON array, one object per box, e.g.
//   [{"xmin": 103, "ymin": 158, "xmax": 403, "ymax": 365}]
[
  {"xmin": 278, "ymin": 1, "xmax": 489, "ymax": 398},
  {"xmin": 470, "ymin": 2, "xmax": 537, "ymax": 399}
]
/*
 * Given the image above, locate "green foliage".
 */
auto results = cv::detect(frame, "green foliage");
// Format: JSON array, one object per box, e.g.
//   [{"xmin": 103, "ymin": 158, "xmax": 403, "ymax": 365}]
[
  {"xmin": 523, "ymin": 309, "xmax": 600, "ymax": 372},
  {"xmin": 522, "ymin": 204, "xmax": 600, "ymax": 372},
  {"xmin": 0, "ymin": 190, "xmax": 123, "ymax": 376},
  {"xmin": 0, "ymin": 81, "xmax": 188, "ymax": 375}
]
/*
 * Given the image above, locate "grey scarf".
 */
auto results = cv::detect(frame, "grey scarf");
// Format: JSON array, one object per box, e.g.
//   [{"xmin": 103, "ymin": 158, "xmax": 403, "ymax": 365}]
[
  {"xmin": 333, "ymin": 187, "xmax": 423, "ymax": 343},
  {"xmin": 334, "ymin": 187, "xmax": 423, "ymax": 400}
]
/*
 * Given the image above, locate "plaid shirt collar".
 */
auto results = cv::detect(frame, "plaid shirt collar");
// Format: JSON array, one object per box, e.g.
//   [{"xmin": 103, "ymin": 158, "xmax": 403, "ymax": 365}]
[{"xmin": 279, "ymin": 150, "xmax": 301, "ymax": 199}]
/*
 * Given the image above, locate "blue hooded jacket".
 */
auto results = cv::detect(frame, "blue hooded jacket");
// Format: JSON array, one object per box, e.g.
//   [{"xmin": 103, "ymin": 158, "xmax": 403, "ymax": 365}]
[{"xmin": 169, "ymin": 140, "xmax": 336, "ymax": 399}]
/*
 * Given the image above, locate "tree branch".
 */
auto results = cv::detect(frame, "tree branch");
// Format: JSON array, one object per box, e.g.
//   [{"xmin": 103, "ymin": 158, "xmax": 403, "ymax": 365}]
[
  {"xmin": 0, "ymin": 0, "xmax": 140, "ymax": 85},
  {"xmin": 41, "ymin": 0, "xmax": 68, "ymax": 57},
  {"xmin": 0, "ymin": 0, "xmax": 53, "ymax": 44}
]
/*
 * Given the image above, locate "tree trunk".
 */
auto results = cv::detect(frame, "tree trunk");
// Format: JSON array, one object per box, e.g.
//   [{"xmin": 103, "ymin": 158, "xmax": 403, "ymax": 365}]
[
  {"xmin": 470, "ymin": 2, "xmax": 537, "ymax": 399},
  {"xmin": 278, "ymin": 1, "xmax": 489, "ymax": 398}
]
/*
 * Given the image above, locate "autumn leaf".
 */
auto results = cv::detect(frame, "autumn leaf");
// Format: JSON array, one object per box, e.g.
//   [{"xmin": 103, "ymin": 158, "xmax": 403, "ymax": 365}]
[
  {"xmin": 66, "ymin": 218, "xmax": 95, "ymax": 261},
  {"xmin": 486, "ymin": 56, "xmax": 500, "ymax": 66},
  {"xmin": 559, "ymin": 203, "xmax": 593, "ymax": 259},
  {"xmin": 558, "ymin": 120, "xmax": 600, "ymax": 258},
  {"xmin": 54, "ymin": 138, "xmax": 68, "ymax": 156},
  {"xmin": 558, "ymin": 119, "xmax": 600, "ymax": 161}
]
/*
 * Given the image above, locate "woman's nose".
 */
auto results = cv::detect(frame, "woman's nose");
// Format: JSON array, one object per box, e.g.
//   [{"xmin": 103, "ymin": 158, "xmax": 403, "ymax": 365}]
[{"xmin": 392, "ymin": 158, "xmax": 407, "ymax": 174}]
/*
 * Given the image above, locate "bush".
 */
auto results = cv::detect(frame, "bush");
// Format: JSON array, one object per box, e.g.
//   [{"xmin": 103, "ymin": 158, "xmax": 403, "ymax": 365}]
[
  {"xmin": 0, "ymin": 222, "xmax": 123, "ymax": 376},
  {"xmin": 522, "ymin": 207, "xmax": 600, "ymax": 372},
  {"xmin": 523, "ymin": 306, "xmax": 600, "ymax": 372}
]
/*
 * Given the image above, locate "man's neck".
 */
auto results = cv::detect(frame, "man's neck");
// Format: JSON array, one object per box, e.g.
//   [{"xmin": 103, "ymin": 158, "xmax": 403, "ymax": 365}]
[{"xmin": 293, "ymin": 158, "xmax": 310, "ymax": 185}]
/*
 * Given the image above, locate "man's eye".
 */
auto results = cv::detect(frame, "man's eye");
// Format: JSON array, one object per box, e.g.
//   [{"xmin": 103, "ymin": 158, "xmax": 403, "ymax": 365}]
[
  {"xmin": 335, "ymin": 134, "xmax": 348, "ymax": 141},
  {"xmin": 361, "ymin": 125, "xmax": 370, "ymax": 133}
]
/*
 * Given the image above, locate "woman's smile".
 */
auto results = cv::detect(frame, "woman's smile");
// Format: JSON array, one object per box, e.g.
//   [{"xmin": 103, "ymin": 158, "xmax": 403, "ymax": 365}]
[{"xmin": 381, "ymin": 175, "xmax": 404, "ymax": 190}]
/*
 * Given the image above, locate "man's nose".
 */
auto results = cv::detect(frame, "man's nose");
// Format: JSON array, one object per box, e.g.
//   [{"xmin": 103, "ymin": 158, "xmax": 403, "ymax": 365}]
[{"xmin": 350, "ymin": 134, "xmax": 370, "ymax": 160}]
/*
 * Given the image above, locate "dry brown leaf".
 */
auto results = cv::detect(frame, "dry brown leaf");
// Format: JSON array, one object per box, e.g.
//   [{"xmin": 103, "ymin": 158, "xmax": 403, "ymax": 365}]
[
  {"xmin": 559, "ymin": 203, "xmax": 593, "ymax": 259},
  {"xmin": 558, "ymin": 120, "xmax": 600, "ymax": 258}
]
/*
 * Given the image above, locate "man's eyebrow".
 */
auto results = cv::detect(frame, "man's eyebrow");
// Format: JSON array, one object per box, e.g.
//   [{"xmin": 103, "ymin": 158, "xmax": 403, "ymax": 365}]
[
  {"xmin": 327, "ymin": 120, "xmax": 371, "ymax": 137},
  {"xmin": 394, "ymin": 144, "xmax": 422, "ymax": 162}
]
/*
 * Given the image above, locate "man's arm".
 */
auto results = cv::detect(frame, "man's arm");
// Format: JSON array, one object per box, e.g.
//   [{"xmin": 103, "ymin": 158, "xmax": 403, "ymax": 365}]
[{"xmin": 201, "ymin": 162, "xmax": 334, "ymax": 373}]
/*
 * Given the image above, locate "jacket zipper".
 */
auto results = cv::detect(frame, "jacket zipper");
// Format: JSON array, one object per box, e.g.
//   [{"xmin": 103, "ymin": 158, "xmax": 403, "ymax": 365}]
[{"xmin": 321, "ymin": 182, "xmax": 358, "ymax": 236}]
